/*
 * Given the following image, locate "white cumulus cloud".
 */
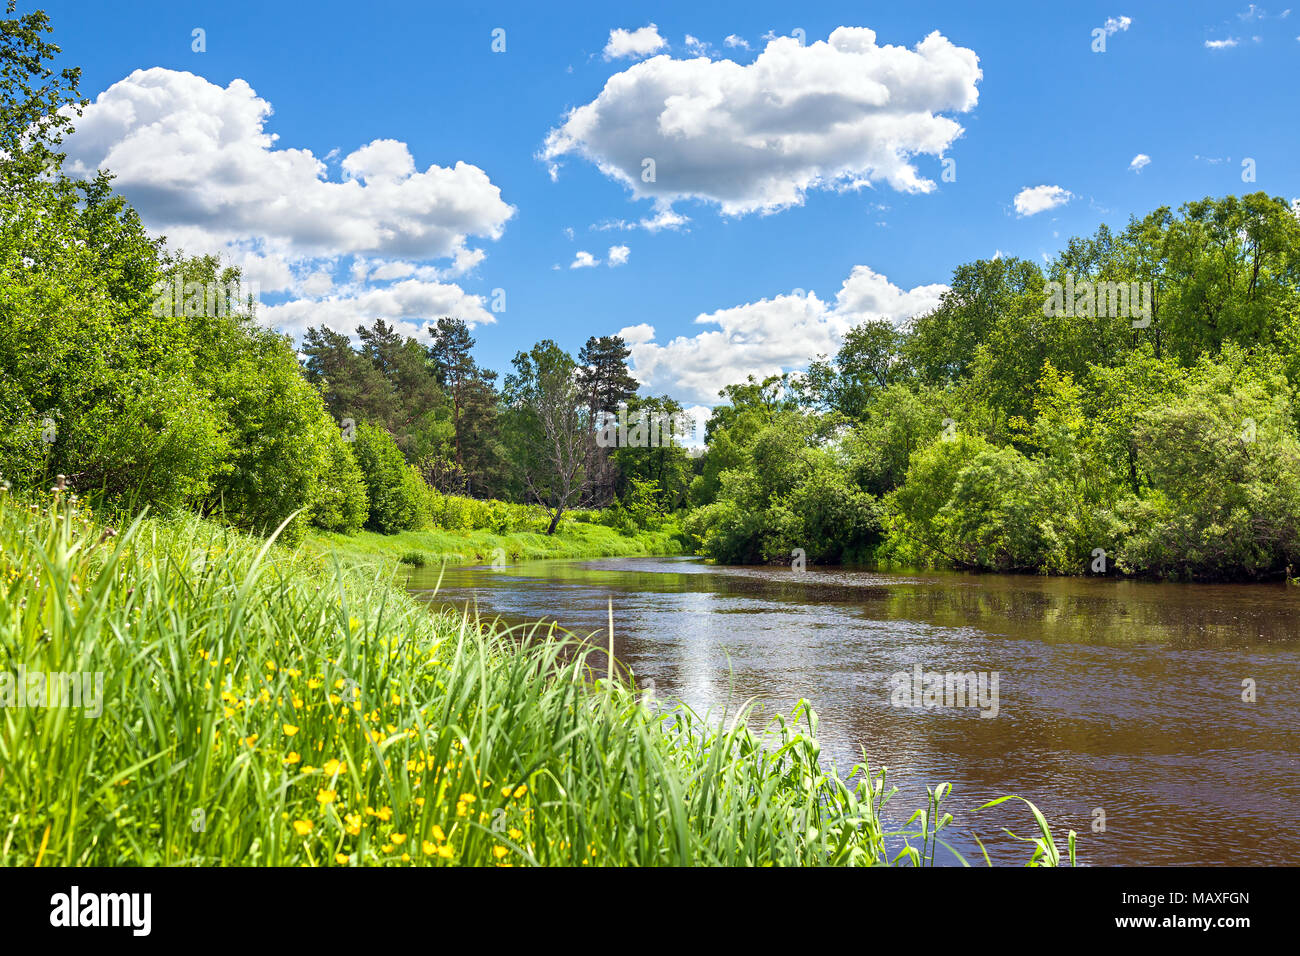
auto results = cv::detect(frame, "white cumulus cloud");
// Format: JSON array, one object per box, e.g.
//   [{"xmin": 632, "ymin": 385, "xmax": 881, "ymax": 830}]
[
  {"xmin": 544, "ymin": 26, "xmax": 982, "ymax": 217},
  {"xmin": 604, "ymin": 24, "xmax": 667, "ymax": 60},
  {"xmin": 619, "ymin": 265, "xmax": 947, "ymax": 404},
  {"xmin": 262, "ymin": 279, "xmax": 494, "ymax": 340},
  {"xmin": 684, "ymin": 35, "xmax": 711, "ymax": 56},
  {"xmin": 571, "ymin": 250, "xmax": 599, "ymax": 269},
  {"xmin": 1013, "ymin": 184, "xmax": 1073, "ymax": 216},
  {"xmin": 1129, "ymin": 153, "xmax": 1151, "ymax": 172},
  {"xmin": 63, "ymin": 69, "xmax": 514, "ymax": 263},
  {"xmin": 607, "ymin": 244, "xmax": 630, "ymax": 266},
  {"xmin": 60, "ymin": 68, "xmax": 512, "ymax": 337}
]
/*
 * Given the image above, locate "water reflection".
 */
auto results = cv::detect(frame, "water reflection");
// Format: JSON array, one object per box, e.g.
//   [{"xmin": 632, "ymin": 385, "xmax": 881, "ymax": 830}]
[{"xmin": 407, "ymin": 556, "xmax": 1300, "ymax": 866}]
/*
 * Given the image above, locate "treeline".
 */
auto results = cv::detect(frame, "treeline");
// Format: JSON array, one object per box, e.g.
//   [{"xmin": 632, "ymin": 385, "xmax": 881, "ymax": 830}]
[
  {"xmin": 0, "ymin": 10, "xmax": 677, "ymax": 542},
  {"xmin": 5, "ymin": 10, "xmax": 1299, "ymax": 579},
  {"xmin": 686, "ymin": 193, "xmax": 1300, "ymax": 580}
]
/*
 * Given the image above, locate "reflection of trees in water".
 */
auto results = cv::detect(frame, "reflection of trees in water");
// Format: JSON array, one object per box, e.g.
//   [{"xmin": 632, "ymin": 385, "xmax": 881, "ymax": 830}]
[{"xmin": 420, "ymin": 558, "xmax": 1300, "ymax": 649}]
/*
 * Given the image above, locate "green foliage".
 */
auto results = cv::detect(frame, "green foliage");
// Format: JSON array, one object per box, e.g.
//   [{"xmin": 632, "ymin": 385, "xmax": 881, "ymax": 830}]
[
  {"xmin": 309, "ymin": 438, "xmax": 368, "ymax": 534},
  {"xmin": 0, "ymin": 497, "xmax": 1060, "ymax": 866},
  {"xmin": 688, "ymin": 413, "xmax": 882, "ymax": 565},
  {"xmin": 608, "ymin": 476, "xmax": 665, "ymax": 533},
  {"xmin": 689, "ymin": 193, "xmax": 1300, "ymax": 580},
  {"xmin": 1121, "ymin": 349, "xmax": 1300, "ymax": 578},
  {"xmin": 350, "ymin": 422, "xmax": 423, "ymax": 534}
]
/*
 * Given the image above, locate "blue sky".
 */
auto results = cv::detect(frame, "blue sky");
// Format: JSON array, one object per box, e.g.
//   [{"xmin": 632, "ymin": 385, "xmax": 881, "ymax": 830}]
[{"xmin": 42, "ymin": 0, "xmax": 1300, "ymax": 406}]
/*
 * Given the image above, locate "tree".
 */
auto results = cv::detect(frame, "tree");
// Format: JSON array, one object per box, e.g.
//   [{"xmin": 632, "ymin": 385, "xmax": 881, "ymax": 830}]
[
  {"xmin": 805, "ymin": 320, "xmax": 901, "ymax": 418},
  {"xmin": 1123, "ymin": 347, "xmax": 1300, "ymax": 579},
  {"xmin": 350, "ymin": 422, "xmax": 421, "ymax": 534},
  {"xmin": 301, "ymin": 325, "xmax": 393, "ymax": 426},
  {"xmin": 610, "ymin": 394, "xmax": 693, "ymax": 514},
  {"xmin": 577, "ymin": 335, "xmax": 639, "ymax": 504},
  {"xmin": 426, "ymin": 317, "xmax": 504, "ymax": 494},
  {"xmin": 503, "ymin": 340, "xmax": 589, "ymax": 534},
  {"xmin": 577, "ymin": 335, "xmax": 639, "ymax": 414},
  {"xmin": 902, "ymin": 256, "xmax": 1044, "ymax": 385},
  {"xmin": 427, "ymin": 317, "xmax": 476, "ymax": 469},
  {"xmin": 0, "ymin": 3, "xmax": 84, "ymax": 198},
  {"xmin": 355, "ymin": 318, "xmax": 449, "ymax": 459}
]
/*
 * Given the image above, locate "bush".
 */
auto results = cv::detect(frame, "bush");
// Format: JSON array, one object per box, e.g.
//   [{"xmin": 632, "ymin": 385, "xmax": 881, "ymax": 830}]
[
  {"xmin": 1119, "ymin": 353, "xmax": 1300, "ymax": 578},
  {"xmin": 309, "ymin": 437, "xmax": 368, "ymax": 534},
  {"xmin": 889, "ymin": 433, "xmax": 1047, "ymax": 570},
  {"xmin": 351, "ymin": 422, "xmax": 423, "ymax": 534},
  {"xmin": 193, "ymin": 319, "xmax": 343, "ymax": 541}
]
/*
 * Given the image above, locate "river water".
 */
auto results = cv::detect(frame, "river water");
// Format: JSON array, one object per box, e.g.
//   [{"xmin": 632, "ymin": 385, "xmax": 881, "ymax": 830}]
[{"xmin": 406, "ymin": 556, "xmax": 1300, "ymax": 866}]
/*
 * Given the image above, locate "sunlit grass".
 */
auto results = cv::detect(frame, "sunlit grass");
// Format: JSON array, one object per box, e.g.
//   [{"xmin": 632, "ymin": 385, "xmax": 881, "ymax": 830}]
[
  {"xmin": 0, "ymin": 492, "xmax": 1072, "ymax": 866},
  {"xmin": 305, "ymin": 522, "xmax": 682, "ymax": 570}
]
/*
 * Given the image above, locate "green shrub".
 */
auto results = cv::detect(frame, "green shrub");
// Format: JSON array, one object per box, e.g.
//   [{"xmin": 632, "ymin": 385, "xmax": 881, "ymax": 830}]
[
  {"xmin": 309, "ymin": 437, "xmax": 368, "ymax": 534},
  {"xmin": 351, "ymin": 422, "xmax": 422, "ymax": 534}
]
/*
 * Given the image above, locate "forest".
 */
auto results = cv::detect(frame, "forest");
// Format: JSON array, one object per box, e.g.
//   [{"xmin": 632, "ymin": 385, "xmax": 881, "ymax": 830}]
[{"xmin": 3, "ymin": 10, "xmax": 1299, "ymax": 582}]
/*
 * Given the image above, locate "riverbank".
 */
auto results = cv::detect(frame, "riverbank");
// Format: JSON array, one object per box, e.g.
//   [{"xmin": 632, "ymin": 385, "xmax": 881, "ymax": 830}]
[
  {"xmin": 304, "ymin": 520, "xmax": 684, "ymax": 569},
  {"xmin": 3, "ymin": 493, "xmax": 1078, "ymax": 866}
]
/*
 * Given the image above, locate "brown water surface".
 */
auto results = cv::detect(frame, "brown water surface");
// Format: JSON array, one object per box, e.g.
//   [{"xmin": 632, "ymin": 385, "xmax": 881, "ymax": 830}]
[{"xmin": 407, "ymin": 556, "xmax": 1300, "ymax": 866}]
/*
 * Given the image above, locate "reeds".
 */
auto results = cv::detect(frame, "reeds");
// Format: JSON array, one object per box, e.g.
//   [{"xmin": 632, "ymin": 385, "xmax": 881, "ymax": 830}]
[{"xmin": 0, "ymin": 492, "xmax": 1072, "ymax": 866}]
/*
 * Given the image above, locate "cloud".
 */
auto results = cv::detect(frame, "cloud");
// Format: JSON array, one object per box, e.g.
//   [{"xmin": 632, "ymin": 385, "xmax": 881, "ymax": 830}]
[
  {"xmin": 1129, "ymin": 153, "xmax": 1151, "ymax": 172},
  {"xmin": 543, "ymin": 26, "xmax": 982, "ymax": 217},
  {"xmin": 262, "ymin": 279, "xmax": 494, "ymax": 339},
  {"xmin": 1205, "ymin": 37, "xmax": 1240, "ymax": 48},
  {"xmin": 592, "ymin": 203, "xmax": 690, "ymax": 233},
  {"xmin": 1103, "ymin": 15, "xmax": 1133, "ymax": 35},
  {"xmin": 607, "ymin": 244, "xmax": 630, "ymax": 266},
  {"xmin": 683, "ymin": 35, "xmax": 711, "ymax": 56},
  {"xmin": 604, "ymin": 24, "xmax": 667, "ymax": 60},
  {"xmin": 63, "ymin": 69, "xmax": 514, "ymax": 263},
  {"xmin": 1013, "ymin": 184, "xmax": 1072, "ymax": 216},
  {"xmin": 619, "ymin": 265, "xmax": 947, "ymax": 404},
  {"xmin": 61, "ymin": 68, "xmax": 512, "ymax": 337},
  {"xmin": 570, "ymin": 250, "xmax": 599, "ymax": 268},
  {"xmin": 723, "ymin": 34, "xmax": 750, "ymax": 49}
]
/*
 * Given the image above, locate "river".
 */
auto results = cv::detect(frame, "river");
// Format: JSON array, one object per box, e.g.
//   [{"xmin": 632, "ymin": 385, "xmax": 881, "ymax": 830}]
[{"xmin": 406, "ymin": 555, "xmax": 1300, "ymax": 866}]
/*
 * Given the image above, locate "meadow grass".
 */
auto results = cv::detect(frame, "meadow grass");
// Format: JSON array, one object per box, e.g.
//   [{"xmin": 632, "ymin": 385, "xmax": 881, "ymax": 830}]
[
  {"xmin": 304, "ymin": 522, "xmax": 682, "ymax": 571},
  {"xmin": 0, "ymin": 492, "xmax": 1074, "ymax": 866}
]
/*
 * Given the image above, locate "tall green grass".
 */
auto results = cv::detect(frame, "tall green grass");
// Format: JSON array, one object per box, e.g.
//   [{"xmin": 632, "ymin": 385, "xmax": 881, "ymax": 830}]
[{"xmin": 0, "ymin": 492, "xmax": 1074, "ymax": 866}]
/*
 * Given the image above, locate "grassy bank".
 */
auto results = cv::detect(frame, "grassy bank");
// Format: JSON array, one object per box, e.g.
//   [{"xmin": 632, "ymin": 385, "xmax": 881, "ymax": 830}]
[
  {"xmin": 305, "ymin": 520, "xmax": 683, "ymax": 570},
  {"xmin": 0, "ymin": 492, "xmax": 1073, "ymax": 866}
]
